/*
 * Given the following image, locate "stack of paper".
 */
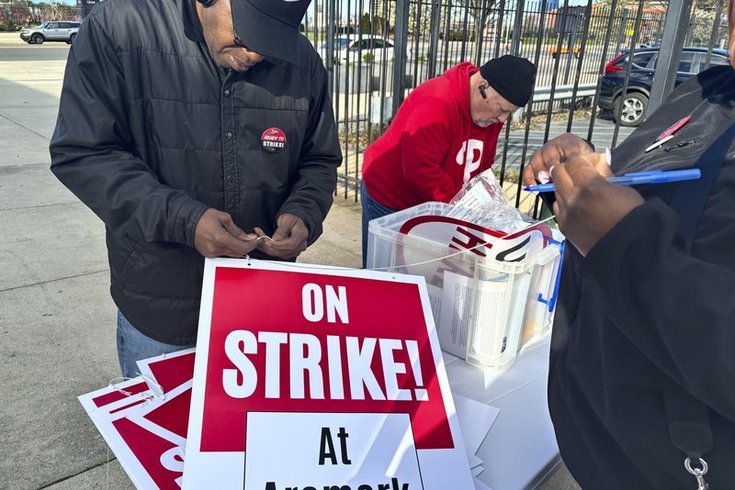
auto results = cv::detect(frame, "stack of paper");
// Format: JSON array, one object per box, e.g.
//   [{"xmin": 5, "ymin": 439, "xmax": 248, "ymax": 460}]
[{"xmin": 453, "ymin": 394, "xmax": 501, "ymax": 490}]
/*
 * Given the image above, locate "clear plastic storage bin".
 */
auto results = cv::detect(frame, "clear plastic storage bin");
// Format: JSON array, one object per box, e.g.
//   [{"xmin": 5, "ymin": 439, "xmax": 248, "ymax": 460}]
[{"xmin": 366, "ymin": 202, "xmax": 563, "ymax": 370}]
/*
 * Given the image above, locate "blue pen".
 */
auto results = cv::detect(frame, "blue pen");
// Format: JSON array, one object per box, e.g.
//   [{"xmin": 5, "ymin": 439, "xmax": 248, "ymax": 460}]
[{"xmin": 524, "ymin": 168, "xmax": 701, "ymax": 193}]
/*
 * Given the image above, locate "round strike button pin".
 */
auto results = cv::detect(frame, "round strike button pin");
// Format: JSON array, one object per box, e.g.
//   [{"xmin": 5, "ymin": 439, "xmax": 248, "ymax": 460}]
[{"xmin": 260, "ymin": 127, "xmax": 287, "ymax": 153}]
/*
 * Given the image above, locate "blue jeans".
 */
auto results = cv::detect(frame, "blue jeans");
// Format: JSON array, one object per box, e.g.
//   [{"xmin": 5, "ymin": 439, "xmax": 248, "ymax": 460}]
[
  {"xmin": 116, "ymin": 311, "xmax": 195, "ymax": 378},
  {"xmin": 361, "ymin": 181, "xmax": 398, "ymax": 268}
]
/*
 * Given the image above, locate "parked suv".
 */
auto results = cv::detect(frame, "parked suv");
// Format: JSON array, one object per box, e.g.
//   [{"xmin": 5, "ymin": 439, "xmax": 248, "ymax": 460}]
[
  {"xmin": 598, "ymin": 47, "xmax": 730, "ymax": 126},
  {"xmin": 20, "ymin": 21, "xmax": 81, "ymax": 45}
]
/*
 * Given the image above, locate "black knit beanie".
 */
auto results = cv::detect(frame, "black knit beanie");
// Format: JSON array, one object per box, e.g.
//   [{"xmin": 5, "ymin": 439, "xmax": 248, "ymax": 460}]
[{"xmin": 479, "ymin": 55, "xmax": 537, "ymax": 107}]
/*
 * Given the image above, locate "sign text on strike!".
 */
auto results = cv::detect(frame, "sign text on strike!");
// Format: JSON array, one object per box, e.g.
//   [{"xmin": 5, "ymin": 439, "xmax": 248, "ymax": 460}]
[{"xmin": 222, "ymin": 283, "xmax": 429, "ymax": 402}]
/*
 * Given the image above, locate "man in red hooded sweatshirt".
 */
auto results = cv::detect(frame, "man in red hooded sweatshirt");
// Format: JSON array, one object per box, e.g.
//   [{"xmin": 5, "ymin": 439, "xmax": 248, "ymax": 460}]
[{"xmin": 360, "ymin": 55, "xmax": 536, "ymax": 265}]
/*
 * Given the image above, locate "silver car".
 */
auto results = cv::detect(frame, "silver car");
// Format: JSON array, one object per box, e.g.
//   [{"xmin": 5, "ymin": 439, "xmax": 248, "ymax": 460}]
[
  {"xmin": 317, "ymin": 35, "xmax": 412, "ymax": 64},
  {"xmin": 20, "ymin": 21, "xmax": 81, "ymax": 45}
]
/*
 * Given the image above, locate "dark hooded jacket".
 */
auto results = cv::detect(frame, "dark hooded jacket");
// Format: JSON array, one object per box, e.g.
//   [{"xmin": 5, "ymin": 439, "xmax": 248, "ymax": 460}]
[
  {"xmin": 49, "ymin": 0, "xmax": 341, "ymax": 344},
  {"xmin": 549, "ymin": 66, "xmax": 735, "ymax": 488}
]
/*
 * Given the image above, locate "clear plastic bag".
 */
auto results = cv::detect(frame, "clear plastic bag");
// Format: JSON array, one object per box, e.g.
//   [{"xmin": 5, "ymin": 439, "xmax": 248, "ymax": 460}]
[{"xmin": 445, "ymin": 168, "xmax": 532, "ymax": 233}]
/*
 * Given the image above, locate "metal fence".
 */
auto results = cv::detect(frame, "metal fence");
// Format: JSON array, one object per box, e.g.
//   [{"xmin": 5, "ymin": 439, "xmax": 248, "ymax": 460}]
[
  {"xmin": 4, "ymin": 0, "xmax": 726, "ymax": 211},
  {"xmin": 304, "ymin": 0, "xmax": 727, "ymax": 209}
]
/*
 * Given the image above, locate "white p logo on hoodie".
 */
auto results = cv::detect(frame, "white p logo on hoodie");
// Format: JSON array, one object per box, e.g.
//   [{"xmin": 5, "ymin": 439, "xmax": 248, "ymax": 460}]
[{"xmin": 456, "ymin": 139, "xmax": 484, "ymax": 182}]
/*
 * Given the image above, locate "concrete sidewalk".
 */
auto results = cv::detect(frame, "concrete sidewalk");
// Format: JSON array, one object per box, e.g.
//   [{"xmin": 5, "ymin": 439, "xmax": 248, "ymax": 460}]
[{"xmin": 0, "ymin": 32, "xmax": 576, "ymax": 490}]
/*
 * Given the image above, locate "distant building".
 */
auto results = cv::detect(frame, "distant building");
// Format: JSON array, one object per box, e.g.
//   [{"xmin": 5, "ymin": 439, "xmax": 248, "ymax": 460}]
[{"xmin": 551, "ymin": 5, "xmax": 587, "ymax": 34}]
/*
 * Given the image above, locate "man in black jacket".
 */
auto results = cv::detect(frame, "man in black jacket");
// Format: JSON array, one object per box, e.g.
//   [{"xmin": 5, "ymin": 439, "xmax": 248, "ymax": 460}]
[
  {"xmin": 521, "ymin": 2, "xmax": 735, "ymax": 486},
  {"xmin": 50, "ymin": 0, "xmax": 341, "ymax": 377}
]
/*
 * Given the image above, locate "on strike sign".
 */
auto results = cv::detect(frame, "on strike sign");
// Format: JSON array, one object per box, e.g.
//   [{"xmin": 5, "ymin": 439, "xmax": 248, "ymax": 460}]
[{"xmin": 183, "ymin": 259, "xmax": 473, "ymax": 490}]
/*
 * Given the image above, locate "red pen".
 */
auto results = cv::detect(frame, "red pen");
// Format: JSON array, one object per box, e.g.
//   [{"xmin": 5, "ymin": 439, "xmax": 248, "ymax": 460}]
[
  {"xmin": 658, "ymin": 114, "xmax": 692, "ymax": 140},
  {"xmin": 645, "ymin": 114, "xmax": 691, "ymax": 152}
]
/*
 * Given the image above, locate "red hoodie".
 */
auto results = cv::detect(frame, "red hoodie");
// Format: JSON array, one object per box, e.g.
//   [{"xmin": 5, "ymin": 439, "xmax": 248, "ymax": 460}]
[{"xmin": 362, "ymin": 62, "xmax": 504, "ymax": 210}]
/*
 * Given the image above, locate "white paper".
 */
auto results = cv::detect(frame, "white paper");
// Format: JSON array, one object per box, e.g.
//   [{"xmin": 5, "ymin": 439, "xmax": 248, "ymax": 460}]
[
  {"xmin": 438, "ymin": 270, "xmax": 515, "ymax": 361},
  {"xmin": 474, "ymin": 477, "xmax": 494, "ymax": 490},
  {"xmin": 454, "ymin": 394, "xmax": 500, "ymax": 461},
  {"xmin": 441, "ymin": 351, "xmax": 462, "ymax": 366},
  {"xmin": 426, "ymin": 282, "xmax": 443, "ymax": 324},
  {"xmin": 436, "ymin": 271, "xmax": 471, "ymax": 358}
]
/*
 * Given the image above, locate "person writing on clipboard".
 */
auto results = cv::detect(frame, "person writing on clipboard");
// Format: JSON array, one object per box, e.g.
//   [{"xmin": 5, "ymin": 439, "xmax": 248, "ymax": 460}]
[{"xmin": 522, "ymin": 2, "xmax": 735, "ymax": 486}]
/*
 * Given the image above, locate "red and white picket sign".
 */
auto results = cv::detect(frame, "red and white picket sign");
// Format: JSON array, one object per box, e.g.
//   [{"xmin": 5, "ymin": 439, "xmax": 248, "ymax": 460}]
[
  {"xmin": 183, "ymin": 258, "xmax": 474, "ymax": 490},
  {"xmin": 78, "ymin": 374, "xmax": 190, "ymax": 490}
]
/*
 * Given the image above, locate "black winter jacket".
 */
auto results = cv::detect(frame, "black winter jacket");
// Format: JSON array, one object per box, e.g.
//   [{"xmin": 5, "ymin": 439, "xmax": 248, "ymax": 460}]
[
  {"xmin": 49, "ymin": 0, "xmax": 341, "ymax": 344},
  {"xmin": 549, "ymin": 66, "xmax": 735, "ymax": 488}
]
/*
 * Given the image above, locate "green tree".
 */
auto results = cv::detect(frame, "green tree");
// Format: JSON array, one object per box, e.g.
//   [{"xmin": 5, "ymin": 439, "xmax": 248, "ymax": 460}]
[
  {"xmin": 360, "ymin": 13, "xmax": 371, "ymax": 33},
  {"xmin": 360, "ymin": 12, "xmax": 391, "ymax": 35}
]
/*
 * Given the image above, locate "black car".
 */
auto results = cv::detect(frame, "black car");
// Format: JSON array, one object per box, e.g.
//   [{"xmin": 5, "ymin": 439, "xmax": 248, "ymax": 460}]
[{"xmin": 598, "ymin": 47, "xmax": 730, "ymax": 126}]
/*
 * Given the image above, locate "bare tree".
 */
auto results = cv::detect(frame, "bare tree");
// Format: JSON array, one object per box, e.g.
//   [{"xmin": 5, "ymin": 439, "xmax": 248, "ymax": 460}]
[
  {"xmin": 455, "ymin": 0, "xmax": 498, "ymax": 61},
  {"xmin": 688, "ymin": 0, "xmax": 727, "ymax": 46}
]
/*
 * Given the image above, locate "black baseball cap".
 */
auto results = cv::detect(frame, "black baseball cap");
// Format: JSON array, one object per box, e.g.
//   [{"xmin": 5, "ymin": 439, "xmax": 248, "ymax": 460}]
[{"xmin": 231, "ymin": 0, "xmax": 310, "ymax": 65}]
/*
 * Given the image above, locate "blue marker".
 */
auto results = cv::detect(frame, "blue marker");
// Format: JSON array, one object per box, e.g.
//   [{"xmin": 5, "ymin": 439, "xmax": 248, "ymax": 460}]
[{"xmin": 524, "ymin": 168, "xmax": 701, "ymax": 193}]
